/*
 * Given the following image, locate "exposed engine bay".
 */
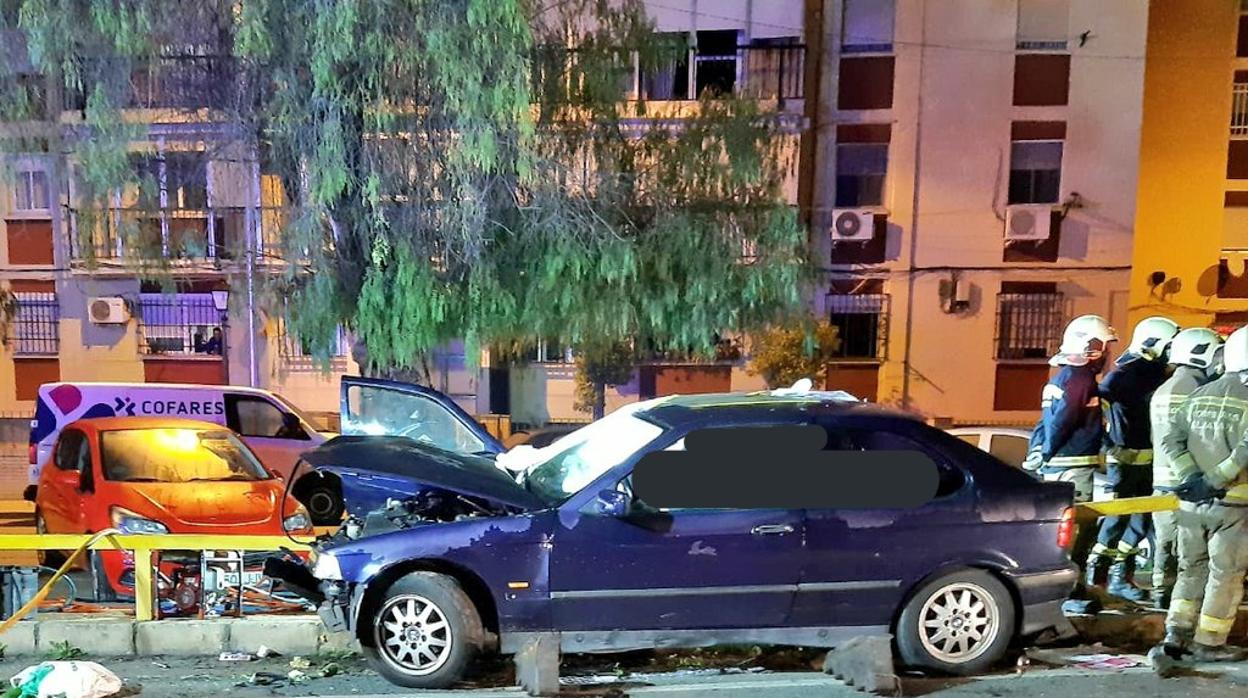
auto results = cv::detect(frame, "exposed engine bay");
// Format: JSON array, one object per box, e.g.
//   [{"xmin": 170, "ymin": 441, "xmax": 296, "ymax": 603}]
[{"xmin": 332, "ymin": 487, "xmax": 514, "ymax": 541}]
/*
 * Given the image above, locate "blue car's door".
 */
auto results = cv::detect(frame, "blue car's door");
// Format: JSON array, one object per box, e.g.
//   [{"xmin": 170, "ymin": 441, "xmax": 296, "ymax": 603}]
[
  {"xmin": 339, "ymin": 376, "xmax": 503, "ymax": 455},
  {"xmin": 792, "ymin": 420, "xmax": 976, "ymax": 628},
  {"xmin": 549, "ymin": 502, "xmax": 805, "ymax": 631}
]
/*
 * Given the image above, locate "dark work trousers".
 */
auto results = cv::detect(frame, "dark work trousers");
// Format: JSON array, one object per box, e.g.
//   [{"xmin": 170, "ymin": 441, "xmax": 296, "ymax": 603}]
[{"xmin": 1096, "ymin": 463, "xmax": 1154, "ymax": 553}]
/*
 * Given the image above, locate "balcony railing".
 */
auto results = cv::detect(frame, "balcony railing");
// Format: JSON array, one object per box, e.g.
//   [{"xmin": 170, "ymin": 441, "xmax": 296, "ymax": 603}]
[
  {"xmin": 67, "ymin": 206, "xmax": 287, "ymax": 264},
  {"xmin": 636, "ymin": 44, "xmax": 805, "ymax": 103},
  {"xmin": 64, "ymin": 55, "xmax": 239, "ymax": 112},
  {"xmin": 1233, "ymin": 82, "xmax": 1248, "ymax": 138}
]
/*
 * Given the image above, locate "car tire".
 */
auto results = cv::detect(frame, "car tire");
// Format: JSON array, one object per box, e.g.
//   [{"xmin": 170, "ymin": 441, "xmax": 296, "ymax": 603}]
[
  {"xmin": 34, "ymin": 511, "xmax": 67, "ymax": 568},
  {"xmin": 295, "ymin": 475, "xmax": 344, "ymax": 525},
  {"xmin": 90, "ymin": 550, "xmax": 118, "ymax": 602},
  {"xmin": 895, "ymin": 569, "xmax": 1014, "ymax": 675},
  {"xmin": 361, "ymin": 572, "xmax": 484, "ymax": 689}
]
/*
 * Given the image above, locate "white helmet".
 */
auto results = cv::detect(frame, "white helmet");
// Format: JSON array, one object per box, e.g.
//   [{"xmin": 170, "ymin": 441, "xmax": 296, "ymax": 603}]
[
  {"xmin": 1168, "ymin": 327, "xmax": 1222, "ymax": 369},
  {"xmin": 1052, "ymin": 315, "xmax": 1119, "ymax": 367},
  {"xmin": 1127, "ymin": 316, "xmax": 1180, "ymax": 360},
  {"xmin": 1224, "ymin": 326, "xmax": 1248, "ymax": 374}
]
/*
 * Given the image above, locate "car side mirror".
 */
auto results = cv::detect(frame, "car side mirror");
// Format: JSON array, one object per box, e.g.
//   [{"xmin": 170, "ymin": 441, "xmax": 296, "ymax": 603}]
[{"xmin": 594, "ymin": 489, "xmax": 631, "ymax": 517}]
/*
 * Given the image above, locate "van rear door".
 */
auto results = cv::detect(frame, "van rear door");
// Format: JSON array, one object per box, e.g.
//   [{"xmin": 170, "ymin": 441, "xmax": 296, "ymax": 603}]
[{"xmin": 339, "ymin": 377, "xmax": 503, "ymax": 455}]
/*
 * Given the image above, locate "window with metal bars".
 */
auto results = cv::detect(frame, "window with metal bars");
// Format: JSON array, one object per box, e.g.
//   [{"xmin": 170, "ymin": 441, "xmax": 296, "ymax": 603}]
[
  {"xmin": 995, "ymin": 285, "xmax": 1064, "ymax": 360},
  {"xmin": 279, "ymin": 321, "xmax": 350, "ymax": 360},
  {"xmin": 138, "ymin": 293, "xmax": 225, "ymax": 355},
  {"xmin": 827, "ymin": 292, "xmax": 889, "ymax": 359},
  {"xmin": 9, "ymin": 292, "xmax": 59, "ymax": 355}
]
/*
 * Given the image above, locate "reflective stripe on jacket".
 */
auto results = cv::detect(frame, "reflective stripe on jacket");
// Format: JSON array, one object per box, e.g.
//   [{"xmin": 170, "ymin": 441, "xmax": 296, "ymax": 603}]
[
  {"xmin": 1149, "ymin": 366, "xmax": 1208, "ymax": 489},
  {"xmin": 1158, "ymin": 372, "xmax": 1248, "ymax": 505},
  {"xmin": 1029, "ymin": 365, "xmax": 1104, "ymax": 465}
]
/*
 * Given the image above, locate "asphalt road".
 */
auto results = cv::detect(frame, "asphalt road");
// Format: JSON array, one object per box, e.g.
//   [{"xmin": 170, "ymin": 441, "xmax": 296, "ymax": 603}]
[{"xmin": 2, "ymin": 653, "xmax": 1247, "ymax": 698}]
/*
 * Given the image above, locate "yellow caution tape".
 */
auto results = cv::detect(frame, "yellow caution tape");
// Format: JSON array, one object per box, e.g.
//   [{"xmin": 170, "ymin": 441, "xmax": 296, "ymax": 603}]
[{"xmin": 1075, "ymin": 494, "xmax": 1179, "ymax": 518}]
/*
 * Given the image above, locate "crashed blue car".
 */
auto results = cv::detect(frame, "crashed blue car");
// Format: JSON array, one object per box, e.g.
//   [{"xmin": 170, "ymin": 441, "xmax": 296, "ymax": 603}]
[{"xmin": 270, "ymin": 390, "xmax": 1077, "ymax": 689}]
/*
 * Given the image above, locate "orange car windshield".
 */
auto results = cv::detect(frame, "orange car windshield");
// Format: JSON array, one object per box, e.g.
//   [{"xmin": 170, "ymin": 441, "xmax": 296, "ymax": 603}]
[{"xmin": 100, "ymin": 428, "xmax": 271, "ymax": 483}]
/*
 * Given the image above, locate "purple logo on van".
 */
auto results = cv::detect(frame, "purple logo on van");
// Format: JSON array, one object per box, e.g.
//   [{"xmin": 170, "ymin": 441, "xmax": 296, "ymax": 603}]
[{"xmin": 113, "ymin": 397, "xmax": 137, "ymax": 416}]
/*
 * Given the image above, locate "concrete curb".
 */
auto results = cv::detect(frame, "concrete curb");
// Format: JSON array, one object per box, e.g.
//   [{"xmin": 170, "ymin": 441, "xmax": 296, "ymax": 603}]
[{"xmin": 0, "ymin": 615, "xmax": 359, "ymax": 657}]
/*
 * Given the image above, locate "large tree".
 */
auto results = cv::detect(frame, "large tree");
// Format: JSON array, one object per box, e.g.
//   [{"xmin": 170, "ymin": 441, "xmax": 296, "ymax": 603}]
[{"xmin": 7, "ymin": 0, "xmax": 810, "ymax": 380}]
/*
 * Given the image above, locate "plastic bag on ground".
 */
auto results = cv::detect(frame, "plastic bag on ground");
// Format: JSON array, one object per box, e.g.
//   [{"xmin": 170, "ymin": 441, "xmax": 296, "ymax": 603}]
[{"xmin": 10, "ymin": 662, "xmax": 122, "ymax": 698}]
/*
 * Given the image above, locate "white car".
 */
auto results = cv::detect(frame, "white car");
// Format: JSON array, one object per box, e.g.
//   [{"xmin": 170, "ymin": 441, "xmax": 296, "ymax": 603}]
[{"xmin": 949, "ymin": 426, "xmax": 1149, "ymax": 565}]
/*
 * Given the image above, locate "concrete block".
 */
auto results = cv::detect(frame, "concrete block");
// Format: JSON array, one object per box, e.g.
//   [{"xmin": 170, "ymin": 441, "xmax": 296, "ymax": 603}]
[
  {"xmin": 135, "ymin": 620, "xmax": 228, "ymax": 656},
  {"xmin": 822, "ymin": 634, "xmax": 899, "ymax": 696},
  {"xmin": 0, "ymin": 620, "xmax": 38, "ymax": 655},
  {"xmin": 226, "ymin": 616, "xmax": 320, "ymax": 655},
  {"xmin": 514, "ymin": 632, "xmax": 560, "ymax": 697},
  {"xmin": 38, "ymin": 618, "xmax": 134, "ymax": 657}
]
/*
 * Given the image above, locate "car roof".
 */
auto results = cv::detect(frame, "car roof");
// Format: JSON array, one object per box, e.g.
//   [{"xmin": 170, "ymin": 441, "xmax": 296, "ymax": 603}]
[
  {"xmin": 66, "ymin": 416, "xmax": 232, "ymax": 433},
  {"xmin": 40, "ymin": 381, "xmax": 273, "ymax": 397},
  {"xmin": 637, "ymin": 391, "xmax": 913, "ymax": 429}
]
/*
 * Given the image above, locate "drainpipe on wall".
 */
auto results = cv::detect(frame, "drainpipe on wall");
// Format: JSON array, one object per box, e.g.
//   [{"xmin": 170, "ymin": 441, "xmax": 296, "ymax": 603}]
[{"xmin": 900, "ymin": 0, "xmax": 928, "ymax": 411}]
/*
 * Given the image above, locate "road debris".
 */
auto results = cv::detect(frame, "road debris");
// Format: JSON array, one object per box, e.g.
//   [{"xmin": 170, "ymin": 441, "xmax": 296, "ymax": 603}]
[
  {"xmin": 254, "ymin": 645, "xmax": 279, "ymax": 659},
  {"xmin": 9, "ymin": 661, "xmax": 123, "ymax": 698},
  {"xmin": 287, "ymin": 656, "xmax": 312, "ymax": 670},
  {"xmin": 216, "ymin": 652, "xmax": 253, "ymax": 662},
  {"xmin": 319, "ymin": 662, "xmax": 341, "ymax": 677},
  {"xmin": 286, "ymin": 669, "xmax": 307, "ymax": 683}
]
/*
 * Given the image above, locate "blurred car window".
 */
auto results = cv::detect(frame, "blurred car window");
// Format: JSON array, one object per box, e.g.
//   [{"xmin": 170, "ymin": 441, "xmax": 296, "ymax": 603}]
[
  {"xmin": 54, "ymin": 429, "xmax": 86, "ymax": 472},
  {"xmin": 988, "ymin": 433, "xmax": 1029, "ymax": 468},
  {"xmin": 230, "ymin": 396, "xmax": 288, "ymax": 437},
  {"xmin": 954, "ymin": 433, "xmax": 981, "ymax": 447},
  {"xmin": 101, "ymin": 428, "xmax": 270, "ymax": 483}
]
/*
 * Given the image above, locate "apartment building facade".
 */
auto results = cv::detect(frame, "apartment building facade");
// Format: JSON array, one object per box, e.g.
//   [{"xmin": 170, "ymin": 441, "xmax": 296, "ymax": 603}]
[
  {"xmin": 3, "ymin": 0, "xmax": 1154, "ymax": 429},
  {"xmin": 808, "ymin": 0, "xmax": 1147, "ymax": 425},
  {"xmin": 1129, "ymin": 0, "xmax": 1248, "ymax": 334}
]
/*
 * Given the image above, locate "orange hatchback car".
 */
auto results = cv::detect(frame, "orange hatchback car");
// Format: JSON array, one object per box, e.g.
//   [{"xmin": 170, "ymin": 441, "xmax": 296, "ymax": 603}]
[{"xmin": 34, "ymin": 417, "xmax": 312, "ymax": 598}]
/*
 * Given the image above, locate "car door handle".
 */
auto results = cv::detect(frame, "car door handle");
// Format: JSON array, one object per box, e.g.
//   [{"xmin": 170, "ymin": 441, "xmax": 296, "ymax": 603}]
[{"xmin": 751, "ymin": 524, "xmax": 795, "ymax": 536}]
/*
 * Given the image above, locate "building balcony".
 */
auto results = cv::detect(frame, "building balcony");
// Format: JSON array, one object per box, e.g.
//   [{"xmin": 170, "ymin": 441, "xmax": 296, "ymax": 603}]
[{"xmin": 66, "ymin": 206, "xmax": 290, "ymax": 272}]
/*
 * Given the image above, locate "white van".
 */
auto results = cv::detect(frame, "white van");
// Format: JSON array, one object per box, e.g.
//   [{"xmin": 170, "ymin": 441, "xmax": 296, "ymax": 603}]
[{"xmin": 27, "ymin": 382, "xmax": 335, "ymax": 518}]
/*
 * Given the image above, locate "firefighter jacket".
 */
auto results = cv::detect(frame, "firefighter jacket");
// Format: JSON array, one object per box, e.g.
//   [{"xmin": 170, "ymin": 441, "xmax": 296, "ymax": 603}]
[
  {"xmin": 1030, "ymin": 364, "xmax": 1105, "ymax": 468},
  {"xmin": 1158, "ymin": 372, "xmax": 1248, "ymax": 505},
  {"xmin": 1149, "ymin": 366, "xmax": 1210, "ymax": 490},
  {"xmin": 1100, "ymin": 352, "xmax": 1170, "ymax": 458}
]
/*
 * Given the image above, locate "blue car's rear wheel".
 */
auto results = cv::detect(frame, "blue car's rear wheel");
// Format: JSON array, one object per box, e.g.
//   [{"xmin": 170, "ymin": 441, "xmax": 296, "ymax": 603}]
[
  {"xmin": 362, "ymin": 572, "xmax": 484, "ymax": 689},
  {"xmin": 896, "ymin": 569, "xmax": 1014, "ymax": 675}
]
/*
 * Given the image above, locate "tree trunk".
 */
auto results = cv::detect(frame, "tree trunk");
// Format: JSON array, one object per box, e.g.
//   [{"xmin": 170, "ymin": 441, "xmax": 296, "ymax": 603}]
[{"xmin": 592, "ymin": 381, "xmax": 606, "ymax": 420}]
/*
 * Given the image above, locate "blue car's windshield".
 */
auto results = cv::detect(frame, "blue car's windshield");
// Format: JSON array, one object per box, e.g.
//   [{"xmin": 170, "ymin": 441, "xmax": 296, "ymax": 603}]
[{"xmin": 523, "ymin": 408, "xmax": 666, "ymax": 503}]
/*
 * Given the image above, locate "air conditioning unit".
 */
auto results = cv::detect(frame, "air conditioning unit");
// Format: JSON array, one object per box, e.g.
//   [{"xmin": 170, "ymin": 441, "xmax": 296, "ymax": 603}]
[
  {"xmin": 1004, "ymin": 205, "xmax": 1054, "ymax": 241},
  {"xmin": 830, "ymin": 208, "xmax": 879, "ymax": 243},
  {"xmin": 88, "ymin": 297, "xmax": 129, "ymax": 324}
]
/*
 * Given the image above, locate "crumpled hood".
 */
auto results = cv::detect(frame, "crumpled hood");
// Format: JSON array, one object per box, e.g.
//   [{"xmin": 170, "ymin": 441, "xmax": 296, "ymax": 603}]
[
  {"xmin": 127, "ymin": 482, "xmax": 280, "ymax": 526},
  {"xmin": 303, "ymin": 435, "xmax": 545, "ymax": 511}
]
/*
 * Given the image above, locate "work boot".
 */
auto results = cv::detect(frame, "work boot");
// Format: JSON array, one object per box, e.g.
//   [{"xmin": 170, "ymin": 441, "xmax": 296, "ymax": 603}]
[
  {"xmin": 1162, "ymin": 628, "xmax": 1191, "ymax": 658},
  {"xmin": 1084, "ymin": 556, "xmax": 1111, "ymax": 588},
  {"xmin": 1106, "ymin": 560, "xmax": 1149, "ymax": 603},
  {"xmin": 1190, "ymin": 643, "xmax": 1247, "ymax": 663}
]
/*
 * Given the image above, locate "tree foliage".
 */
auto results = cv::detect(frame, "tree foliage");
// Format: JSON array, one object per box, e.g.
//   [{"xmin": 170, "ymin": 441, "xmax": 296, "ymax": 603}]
[
  {"xmin": 6, "ymin": 0, "xmax": 810, "ymax": 375},
  {"xmin": 748, "ymin": 321, "xmax": 841, "ymax": 389}
]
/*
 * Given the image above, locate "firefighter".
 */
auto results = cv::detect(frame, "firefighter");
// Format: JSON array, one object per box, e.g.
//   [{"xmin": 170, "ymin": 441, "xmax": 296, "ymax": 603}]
[
  {"xmin": 1149, "ymin": 327, "xmax": 1224, "ymax": 610},
  {"xmin": 1024, "ymin": 315, "xmax": 1119, "ymax": 578},
  {"xmin": 1159, "ymin": 325, "xmax": 1248, "ymax": 662},
  {"xmin": 1087, "ymin": 317, "xmax": 1180, "ymax": 601}
]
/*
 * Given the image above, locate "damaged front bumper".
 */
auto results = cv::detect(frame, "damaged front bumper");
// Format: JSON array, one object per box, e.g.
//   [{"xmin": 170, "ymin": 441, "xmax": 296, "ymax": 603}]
[{"xmin": 263, "ymin": 555, "xmax": 362, "ymax": 635}]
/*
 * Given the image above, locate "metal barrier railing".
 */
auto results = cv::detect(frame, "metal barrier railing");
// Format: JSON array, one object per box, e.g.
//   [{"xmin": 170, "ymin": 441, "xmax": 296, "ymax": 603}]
[{"xmin": 0, "ymin": 534, "xmax": 311, "ymax": 622}]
